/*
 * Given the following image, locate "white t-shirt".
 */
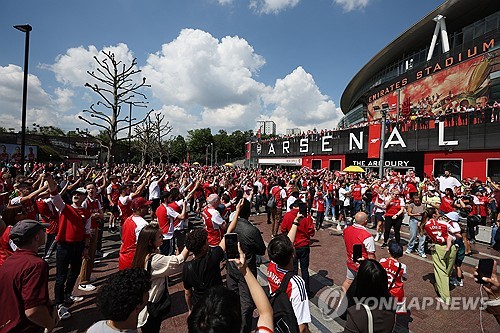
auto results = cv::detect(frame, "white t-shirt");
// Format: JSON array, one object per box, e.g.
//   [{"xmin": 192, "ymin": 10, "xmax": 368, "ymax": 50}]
[
  {"xmin": 438, "ymin": 176, "xmax": 461, "ymax": 192},
  {"xmin": 149, "ymin": 181, "xmax": 160, "ymax": 199},
  {"xmin": 87, "ymin": 320, "xmax": 137, "ymax": 333}
]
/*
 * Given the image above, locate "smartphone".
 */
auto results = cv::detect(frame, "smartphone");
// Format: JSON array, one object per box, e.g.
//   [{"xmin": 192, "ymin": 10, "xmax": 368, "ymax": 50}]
[
  {"xmin": 353, "ymin": 244, "xmax": 363, "ymax": 263},
  {"xmin": 477, "ymin": 258, "xmax": 494, "ymax": 284},
  {"xmin": 225, "ymin": 233, "xmax": 239, "ymax": 260},
  {"xmin": 298, "ymin": 202, "xmax": 307, "ymax": 216}
]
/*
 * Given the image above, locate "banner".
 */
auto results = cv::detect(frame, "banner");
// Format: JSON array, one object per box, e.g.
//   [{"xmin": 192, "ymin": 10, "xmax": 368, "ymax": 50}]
[
  {"xmin": 0, "ymin": 143, "xmax": 38, "ymax": 164},
  {"xmin": 368, "ymin": 124, "xmax": 381, "ymax": 158},
  {"xmin": 245, "ymin": 143, "xmax": 251, "ymax": 160}
]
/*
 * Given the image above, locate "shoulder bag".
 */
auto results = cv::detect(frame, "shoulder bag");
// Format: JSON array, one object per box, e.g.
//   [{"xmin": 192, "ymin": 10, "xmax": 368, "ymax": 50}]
[{"xmin": 146, "ymin": 254, "xmax": 172, "ymax": 318}]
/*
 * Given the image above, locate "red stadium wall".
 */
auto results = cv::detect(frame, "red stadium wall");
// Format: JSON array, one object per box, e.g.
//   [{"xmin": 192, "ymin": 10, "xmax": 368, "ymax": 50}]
[
  {"xmin": 302, "ymin": 155, "xmax": 346, "ymax": 170},
  {"xmin": 423, "ymin": 150, "xmax": 500, "ymax": 180}
]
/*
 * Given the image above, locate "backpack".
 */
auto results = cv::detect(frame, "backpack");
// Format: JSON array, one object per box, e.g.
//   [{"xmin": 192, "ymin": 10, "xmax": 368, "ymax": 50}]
[
  {"xmin": 267, "ymin": 195, "xmax": 276, "ymax": 208},
  {"xmin": 269, "ymin": 271, "xmax": 300, "ymax": 333}
]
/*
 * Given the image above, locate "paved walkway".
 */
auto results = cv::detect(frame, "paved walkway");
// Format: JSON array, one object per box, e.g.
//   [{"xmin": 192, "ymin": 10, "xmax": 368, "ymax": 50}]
[{"xmin": 48, "ymin": 214, "xmax": 500, "ymax": 332}]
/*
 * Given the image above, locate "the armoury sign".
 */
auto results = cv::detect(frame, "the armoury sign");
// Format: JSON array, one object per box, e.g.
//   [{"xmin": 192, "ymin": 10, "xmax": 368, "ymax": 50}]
[{"xmin": 253, "ymin": 122, "xmax": 461, "ymax": 157}]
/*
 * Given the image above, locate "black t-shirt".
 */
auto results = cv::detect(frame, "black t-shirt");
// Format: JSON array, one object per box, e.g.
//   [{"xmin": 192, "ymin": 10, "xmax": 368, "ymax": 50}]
[{"xmin": 183, "ymin": 246, "xmax": 224, "ymax": 306}]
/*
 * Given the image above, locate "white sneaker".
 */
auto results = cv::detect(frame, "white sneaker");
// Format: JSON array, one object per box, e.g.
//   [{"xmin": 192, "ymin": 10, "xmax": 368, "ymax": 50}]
[
  {"xmin": 419, "ymin": 252, "xmax": 427, "ymax": 258},
  {"xmin": 405, "ymin": 249, "xmax": 412, "ymax": 255},
  {"xmin": 57, "ymin": 305, "xmax": 71, "ymax": 320},
  {"xmin": 78, "ymin": 284, "xmax": 97, "ymax": 292},
  {"xmin": 450, "ymin": 277, "xmax": 458, "ymax": 286},
  {"xmin": 457, "ymin": 279, "xmax": 464, "ymax": 287},
  {"xmin": 336, "ymin": 223, "xmax": 342, "ymax": 231},
  {"xmin": 374, "ymin": 232, "xmax": 381, "ymax": 242},
  {"xmin": 64, "ymin": 294, "xmax": 84, "ymax": 303}
]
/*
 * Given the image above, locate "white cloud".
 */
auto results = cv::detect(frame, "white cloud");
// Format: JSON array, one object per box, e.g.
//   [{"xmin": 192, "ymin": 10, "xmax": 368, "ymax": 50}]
[
  {"xmin": 44, "ymin": 43, "xmax": 136, "ymax": 88},
  {"xmin": 217, "ymin": 0, "xmax": 234, "ymax": 4},
  {"xmin": 262, "ymin": 66, "xmax": 343, "ymax": 133},
  {"xmin": 0, "ymin": 64, "xmax": 82, "ymax": 131},
  {"xmin": 334, "ymin": 0, "xmax": 370, "ymax": 12},
  {"xmin": 249, "ymin": 0, "xmax": 300, "ymax": 14}
]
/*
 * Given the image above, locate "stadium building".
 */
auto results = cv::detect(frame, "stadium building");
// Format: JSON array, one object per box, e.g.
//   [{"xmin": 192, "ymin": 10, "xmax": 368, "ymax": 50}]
[{"xmin": 247, "ymin": 0, "xmax": 500, "ymax": 181}]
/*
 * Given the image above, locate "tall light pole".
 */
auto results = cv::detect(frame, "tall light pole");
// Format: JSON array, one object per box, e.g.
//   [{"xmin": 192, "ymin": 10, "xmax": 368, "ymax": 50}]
[
  {"xmin": 378, "ymin": 102, "xmax": 389, "ymax": 178},
  {"xmin": 210, "ymin": 143, "xmax": 214, "ymax": 167},
  {"xmin": 14, "ymin": 24, "xmax": 32, "ymax": 174},
  {"xmin": 127, "ymin": 102, "xmax": 132, "ymax": 163}
]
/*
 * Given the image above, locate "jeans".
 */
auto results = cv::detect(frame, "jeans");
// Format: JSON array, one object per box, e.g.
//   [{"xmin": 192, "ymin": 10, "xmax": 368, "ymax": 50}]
[
  {"xmin": 365, "ymin": 202, "xmax": 374, "ymax": 220},
  {"xmin": 254, "ymin": 194, "xmax": 262, "ymax": 214},
  {"xmin": 55, "ymin": 241, "xmax": 84, "ymax": 305},
  {"xmin": 492, "ymin": 224, "xmax": 499, "ymax": 247},
  {"xmin": 407, "ymin": 218, "xmax": 419, "ymax": 251},
  {"xmin": 353, "ymin": 200, "xmax": 363, "ymax": 213},
  {"xmin": 293, "ymin": 246, "xmax": 310, "ymax": 294}
]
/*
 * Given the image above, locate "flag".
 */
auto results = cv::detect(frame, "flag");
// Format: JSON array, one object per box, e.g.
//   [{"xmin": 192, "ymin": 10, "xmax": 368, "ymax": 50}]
[
  {"xmin": 368, "ymin": 123, "xmax": 382, "ymax": 158},
  {"xmin": 257, "ymin": 128, "xmax": 261, "ymax": 141}
]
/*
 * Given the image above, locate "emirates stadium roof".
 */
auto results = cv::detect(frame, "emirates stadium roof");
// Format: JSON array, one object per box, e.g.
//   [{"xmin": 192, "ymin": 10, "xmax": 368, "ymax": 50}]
[{"xmin": 340, "ymin": 0, "xmax": 500, "ymax": 114}]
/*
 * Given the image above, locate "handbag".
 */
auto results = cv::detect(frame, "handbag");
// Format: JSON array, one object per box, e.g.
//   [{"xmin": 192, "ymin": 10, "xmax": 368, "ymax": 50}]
[
  {"xmin": 361, "ymin": 303, "xmax": 374, "ymax": 333},
  {"xmin": 146, "ymin": 254, "xmax": 172, "ymax": 318}
]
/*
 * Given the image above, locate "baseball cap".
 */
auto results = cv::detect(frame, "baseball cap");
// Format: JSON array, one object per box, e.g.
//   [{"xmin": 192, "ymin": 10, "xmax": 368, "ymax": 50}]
[
  {"xmin": 445, "ymin": 211, "xmax": 460, "ymax": 222},
  {"xmin": 151, "ymin": 176, "xmax": 159, "ymax": 181},
  {"xmin": 72, "ymin": 187, "xmax": 87, "ymax": 195},
  {"xmin": 10, "ymin": 219, "xmax": 49, "ymax": 244},
  {"xmin": 132, "ymin": 197, "xmax": 152, "ymax": 210}
]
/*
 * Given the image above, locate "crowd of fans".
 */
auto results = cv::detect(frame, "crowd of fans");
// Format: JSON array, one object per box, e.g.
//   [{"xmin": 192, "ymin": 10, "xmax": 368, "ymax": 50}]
[
  {"xmin": 260, "ymin": 99, "xmax": 500, "ymax": 144},
  {"xmin": 0, "ymin": 161, "xmax": 499, "ymax": 332}
]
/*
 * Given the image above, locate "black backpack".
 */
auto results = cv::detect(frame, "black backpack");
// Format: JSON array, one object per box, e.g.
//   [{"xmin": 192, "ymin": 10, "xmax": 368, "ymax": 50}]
[{"xmin": 268, "ymin": 272, "xmax": 300, "ymax": 333}]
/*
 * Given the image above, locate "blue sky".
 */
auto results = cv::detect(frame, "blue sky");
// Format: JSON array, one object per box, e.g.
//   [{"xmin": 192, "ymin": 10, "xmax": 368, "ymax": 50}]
[{"xmin": 0, "ymin": 0, "xmax": 444, "ymax": 136}]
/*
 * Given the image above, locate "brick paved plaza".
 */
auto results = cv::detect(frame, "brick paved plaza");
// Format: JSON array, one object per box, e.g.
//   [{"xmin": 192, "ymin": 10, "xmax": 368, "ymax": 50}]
[{"xmin": 48, "ymin": 214, "xmax": 500, "ymax": 332}]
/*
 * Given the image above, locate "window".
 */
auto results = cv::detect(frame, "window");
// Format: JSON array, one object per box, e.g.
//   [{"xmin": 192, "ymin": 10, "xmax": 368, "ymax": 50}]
[
  {"xmin": 311, "ymin": 159, "xmax": 322, "ymax": 170},
  {"xmin": 487, "ymin": 159, "xmax": 500, "ymax": 182},
  {"xmin": 329, "ymin": 160, "xmax": 341, "ymax": 172},
  {"xmin": 433, "ymin": 159, "xmax": 462, "ymax": 180}
]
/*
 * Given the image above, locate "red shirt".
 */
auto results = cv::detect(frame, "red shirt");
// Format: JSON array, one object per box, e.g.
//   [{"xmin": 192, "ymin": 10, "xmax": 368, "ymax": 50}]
[
  {"xmin": 117, "ymin": 196, "xmax": 133, "ymax": 225},
  {"xmin": 0, "ymin": 226, "xmax": 13, "ymax": 268},
  {"xmin": 267, "ymin": 261, "xmax": 292, "ymax": 297},
  {"xmin": 352, "ymin": 185, "xmax": 362, "ymax": 201},
  {"xmin": 202, "ymin": 207, "xmax": 225, "ymax": 247},
  {"xmin": 280, "ymin": 209, "xmax": 315, "ymax": 248},
  {"xmin": 314, "ymin": 197, "xmax": 326, "ymax": 212},
  {"xmin": 0, "ymin": 249, "xmax": 50, "ymax": 333},
  {"xmin": 380, "ymin": 257, "xmax": 406, "ymax": 300},
  {"xmin": 83, "ymin": 197, "xmax": 102, "ymax": 229},
  {"xmin": 343, "ymin": 224, "xmax": 375, "ymax": 271},
  {"xmin": 478, "ymin": 196, "xmax": 489, "ymax": 217},
  {"xmin": 271, "ymin": 186, "xmax": 284, "ymax": 209},
  {"xmin": 385, "ymin": 197, "xmax": 403, "ymax": 217},
  {"xmin": 424, "ymin": 218, "xmax": 448, "ymax": 245},
  {"xmin": 439, "ymin": 196, "xmax": 454, "ymax": 213},
  {"xmin": 56, "ymin": 205, "xmax": 91, "ymax": 243},
  {"xmin": 119, "ymin": 215, "xmax": 148, "ymax": 270},
  {"xmin": 36, "ymin": 199, "xmax": 58, "ymax": 235}
]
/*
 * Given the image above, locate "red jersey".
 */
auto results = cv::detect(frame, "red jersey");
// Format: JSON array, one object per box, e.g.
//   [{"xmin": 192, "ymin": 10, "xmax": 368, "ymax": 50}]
[
  {"xmin": 314, "ymin": 197, "xmax": 326, "ymax": 212},
  {"xmin": 424, "ymin": 218, "xmax": 448, "ymax": 245},
  {"xmin": 380, "ymin": 257, "xmax": 407, "ymax": 300},
  {"xmin": 202, "ymin": 207, "xmax": 225, "ymax": 247},
  {"xmin": 56, "ymin": 205, "xmax": 92, "ymax": 243},
  {"xmin": 280, "ymin": 210, "xmax": 315, "ymax": 248},
  {"xmin": 352, "ymin": 185, "xmax": 362, "ymax": 201},
  {"xmin": 107, "ymin": 183, "xmax": 120, "ymax": 204},
  {"xmin": 36, "ymin": 199, "xmax": 58, "ymax": 235},
  {"xmin": 343, "ymin": 224, "xmax": 376, "ymax": 271},
  {"xmin": 385, "ymin": 197, "xmax": 404, "ymax": 217},
  {"xmin": 478, "ymin": 196, "xmax": 489, "ymax": 217},
  {"xmin": 118, "ymin": 215, "xmax": 148, "ymax": 270},
  {"xmin": 117, "ymin": 195, "xmax": 133, "ymax": 225},
  {"xmin": 439, "ymin": 196, "xmax": 454, "ymax": 213},
  {"xmin": 0, "ymin": 226, "xmax": 14, "ymax": 267},
  {"xmin": 271, "ymin": 186, "xmax": 285, "ymax": 209}
]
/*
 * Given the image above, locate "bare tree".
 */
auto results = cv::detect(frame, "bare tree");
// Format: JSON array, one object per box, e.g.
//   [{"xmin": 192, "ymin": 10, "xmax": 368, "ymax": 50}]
[
  {"xmin": 152, "ymin": 113, "xmax": 173, "ymax": 163},
  {"xmin": 134, "ymin": 117, "xmax": 156, "ymax": 166},
  {"xmin": 78, "ymin": 51, "xmax": 153, "ymax": 167}
]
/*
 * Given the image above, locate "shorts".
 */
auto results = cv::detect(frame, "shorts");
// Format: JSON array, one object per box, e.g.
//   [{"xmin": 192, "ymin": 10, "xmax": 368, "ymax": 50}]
[
  {"xmin": 374, "ymin": 212, "xmax": 385, "ymax": 222},
  {"xmin": 110, "ymin": 205, "xmax": 120, "ymax": 215},
  {"xmin": 346, "ymin": 267, "xmax": 357, "ymax": 280}
]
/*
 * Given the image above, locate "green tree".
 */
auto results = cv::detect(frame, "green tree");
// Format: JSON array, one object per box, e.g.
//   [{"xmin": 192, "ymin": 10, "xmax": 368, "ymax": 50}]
[
  {"xmin": 186, "ymin": 128, "xmax": 213, "ymax": 164},
  {"xmin": 170, "ymin": 135, "xmax": 187, "ymax": 163}
]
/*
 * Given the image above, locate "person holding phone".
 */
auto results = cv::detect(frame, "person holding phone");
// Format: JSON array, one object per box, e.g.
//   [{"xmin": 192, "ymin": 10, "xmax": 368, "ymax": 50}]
[
  {"xmin": 341, "ymin": 212, "xmax": 376, "ymax": 293},
  {"xmin": 225, "ymin": 199, "xmax": 266, "ymax": 333},
  {"xmin": 280, "ymin": 201, "xmax": 315, "ymax": 296},
  {"xmin": 183, "ymin": 199, "xmax": 244, "ymax": 311},
  {"xmin": 474, "ymin": 260, "xmax": 500, "ymax": 324}
]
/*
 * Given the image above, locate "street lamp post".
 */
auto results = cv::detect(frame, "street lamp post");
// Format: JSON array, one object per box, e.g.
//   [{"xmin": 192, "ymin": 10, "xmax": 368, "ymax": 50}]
[
  {"xmin": 226, "ymin": 152, "xmax": 229, "ymax": 163},
  {"xmin": 127, "ymin": 102, "xmax": 132, "ymax": 163},
  {"xmin": 14, "ymin": 24, "xmax": 32, "ymax": 175},
  {"xmin": 210, "ymin": 143, "xmax": 214, "ymax": 167},
  {"xmin": 378, "ymin": 103, "xmax": 390, "ymax": 178}
]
